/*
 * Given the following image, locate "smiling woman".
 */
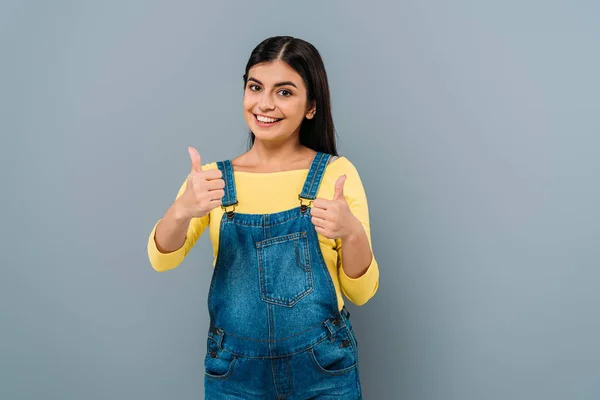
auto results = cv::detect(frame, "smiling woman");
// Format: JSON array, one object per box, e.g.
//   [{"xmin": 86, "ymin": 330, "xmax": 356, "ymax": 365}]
[{"xmin": 148, "ymin": 36, "xmax": 379, "ymax": 399}]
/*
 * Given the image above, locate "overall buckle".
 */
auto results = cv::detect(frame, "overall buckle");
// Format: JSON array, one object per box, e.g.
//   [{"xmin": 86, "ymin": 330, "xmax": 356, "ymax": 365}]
[
  {"xmin": 221, "ymin": 201, "xmax": 238, "ymax": 219},
  {"xmin": 298, "ymin": 195, "xmax": 313, "ymax": 213}
]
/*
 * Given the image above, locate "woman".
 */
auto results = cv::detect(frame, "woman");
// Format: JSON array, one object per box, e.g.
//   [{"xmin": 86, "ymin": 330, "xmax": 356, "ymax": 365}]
[{"xmin": 148, "ymin": 36, "xmax": 379, "ymax": 399}]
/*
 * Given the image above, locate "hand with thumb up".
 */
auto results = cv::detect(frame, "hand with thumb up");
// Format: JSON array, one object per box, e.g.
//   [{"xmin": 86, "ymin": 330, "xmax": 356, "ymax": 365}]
[
  {"xmin": 175, "ymin": 147, "xmax": 226, "ymax": 219},
  {"xmin": 309, "ymin": 174, "xmax": 361, "ymax": 240}
]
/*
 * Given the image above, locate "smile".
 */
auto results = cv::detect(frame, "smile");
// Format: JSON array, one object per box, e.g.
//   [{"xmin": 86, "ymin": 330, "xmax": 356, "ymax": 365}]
[{"xmin": 254, "ymin": 114, "xmax": 283, "ymax": 125}]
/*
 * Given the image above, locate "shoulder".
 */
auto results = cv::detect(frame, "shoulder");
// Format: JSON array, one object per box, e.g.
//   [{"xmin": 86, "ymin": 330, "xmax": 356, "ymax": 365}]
[
  {"xmin": 325, "ymin": 155, "xmax": 360, "ymax": 177},
  {"xmin": 324, "ymin": 155, "xmax": 369, "ymax": 196}
]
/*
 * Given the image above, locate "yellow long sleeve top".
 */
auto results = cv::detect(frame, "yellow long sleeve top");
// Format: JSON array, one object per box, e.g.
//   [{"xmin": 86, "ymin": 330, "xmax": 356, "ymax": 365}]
[{"xmin": 147, "ymin": 156, "xmax": 379, "ymax": 311}]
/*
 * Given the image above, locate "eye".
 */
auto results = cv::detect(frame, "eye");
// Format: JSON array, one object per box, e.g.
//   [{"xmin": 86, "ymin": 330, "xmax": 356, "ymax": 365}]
[
  {"xmin": 248, "ymin": 84, "xmax": 261, "ymax": 92},
  {"xmin": 278, "ymin": 89, "xmax": 292, "ymax": 97}
]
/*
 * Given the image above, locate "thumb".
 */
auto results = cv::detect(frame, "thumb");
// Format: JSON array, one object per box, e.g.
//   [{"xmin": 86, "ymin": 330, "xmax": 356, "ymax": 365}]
[
  {"xmin": 333, "ymin": 175, "xmax": 346, "ymax": 200},
  {"xmin": 188, "ymin": 147, "xmax": 202, "ymax": 173}
]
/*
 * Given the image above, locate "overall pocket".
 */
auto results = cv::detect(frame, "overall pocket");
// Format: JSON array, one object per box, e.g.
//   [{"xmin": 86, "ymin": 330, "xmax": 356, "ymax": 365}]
[
  {"xmin": 308, "ymin": 328, "xmax": 358, "ymax": 376},
  {"xmin": 204, "ymin": 338, "xmax": 237, "ymax": 380},
  {"xmin": 256, "ymin": 231, "xmax": 314, "ymax": 307}
]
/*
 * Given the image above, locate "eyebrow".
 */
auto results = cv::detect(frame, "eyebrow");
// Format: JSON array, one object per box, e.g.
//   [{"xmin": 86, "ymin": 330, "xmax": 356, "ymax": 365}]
[{"xmin": 247, "ymin": 77, "xmax": 298, "ymax": 89}]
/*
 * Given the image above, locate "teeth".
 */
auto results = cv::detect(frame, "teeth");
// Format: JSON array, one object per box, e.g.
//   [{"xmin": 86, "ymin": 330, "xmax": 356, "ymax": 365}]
[{"xmin": 256, "ymin": 115, "xmax": 279, "ymax": 123}]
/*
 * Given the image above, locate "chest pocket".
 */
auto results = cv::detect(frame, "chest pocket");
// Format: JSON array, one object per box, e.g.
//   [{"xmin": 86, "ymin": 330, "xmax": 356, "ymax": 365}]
[{"xmin": 255, "ymin": 232, "xmax": 314, "ymax": 307}]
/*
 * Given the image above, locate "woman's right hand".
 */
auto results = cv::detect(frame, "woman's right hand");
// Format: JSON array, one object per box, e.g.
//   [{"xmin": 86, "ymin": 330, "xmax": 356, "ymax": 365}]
[{"xmin": 175, "ymin": 147, "xmax": 225, "ymax": 219}]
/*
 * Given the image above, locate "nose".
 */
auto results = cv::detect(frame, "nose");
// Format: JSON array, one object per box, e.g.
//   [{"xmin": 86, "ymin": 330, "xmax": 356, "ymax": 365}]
[{"xmin": 258, "ymin": 91, "xmax": 275, "ymax": 111}]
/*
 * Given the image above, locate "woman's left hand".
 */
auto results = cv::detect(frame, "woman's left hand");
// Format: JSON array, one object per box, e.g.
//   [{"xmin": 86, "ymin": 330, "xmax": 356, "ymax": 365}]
[{"xmin": 310, "ymin": 175, "xmax": 361, "ymax": 240}]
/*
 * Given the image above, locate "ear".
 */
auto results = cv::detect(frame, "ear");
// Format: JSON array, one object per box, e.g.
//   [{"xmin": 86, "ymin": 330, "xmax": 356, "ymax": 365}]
[{"xmin": 305, "ymin": 101, "xmax": 317, "ymax": 120}]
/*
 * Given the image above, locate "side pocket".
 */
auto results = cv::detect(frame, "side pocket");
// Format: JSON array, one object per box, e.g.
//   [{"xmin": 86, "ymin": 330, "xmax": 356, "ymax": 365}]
[
  {"xmin": 308, "ymin": 330, "xmax": 358, "ymax": 376},
  {"xmin": 204, "ymin": 338, "xmax": 237, "ymax": 380},
  {"xmin": 256, "ymin": 232, "xmax": 314, "ymax": 307}
]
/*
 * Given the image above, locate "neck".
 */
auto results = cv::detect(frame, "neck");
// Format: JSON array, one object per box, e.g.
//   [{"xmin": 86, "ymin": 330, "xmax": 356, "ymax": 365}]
[{"xmin": 248, "ymin": 137, "xmax": 309, "ymax": 166}]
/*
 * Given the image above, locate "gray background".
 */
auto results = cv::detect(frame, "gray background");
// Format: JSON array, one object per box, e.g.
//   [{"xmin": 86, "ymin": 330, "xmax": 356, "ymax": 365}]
[{"xmin": 1, "ymin": 1, "xmax": 599, "ymax": 399}]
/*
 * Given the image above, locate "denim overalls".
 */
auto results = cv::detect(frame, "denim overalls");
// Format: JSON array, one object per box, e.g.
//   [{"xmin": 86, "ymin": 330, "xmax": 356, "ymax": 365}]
[{"xmin": 203, "ymin": 152, "xmax": 362, "ymax": 399}]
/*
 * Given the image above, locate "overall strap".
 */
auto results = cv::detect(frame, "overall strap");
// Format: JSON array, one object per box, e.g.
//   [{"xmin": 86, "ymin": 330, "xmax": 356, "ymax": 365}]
[
  {"xmin": 298, "ymin": 152, "xmax": 331, "ymax": 211},
  {"xmin": 216, "ymin": 160, "xmax": 238, "ymax": 217}
]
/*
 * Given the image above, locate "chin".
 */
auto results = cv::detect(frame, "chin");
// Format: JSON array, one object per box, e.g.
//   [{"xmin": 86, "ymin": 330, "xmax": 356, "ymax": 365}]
[
  {"xmin": 248, "ymin": 123, "xmax": 285, "ymax": 140},
  {"xmin": 251, "ymin": 129, "xmax": 287, "ymax": 142}
]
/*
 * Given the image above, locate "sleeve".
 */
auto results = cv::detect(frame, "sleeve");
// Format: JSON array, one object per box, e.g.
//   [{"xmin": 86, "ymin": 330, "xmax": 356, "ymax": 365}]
[
  {"xmin": 147, "ymin": 175, "xmax": 210, "ymax": 272},
  {"xmin": 336, "ymin": 160, "xmax": 380, "ymax": 306}
]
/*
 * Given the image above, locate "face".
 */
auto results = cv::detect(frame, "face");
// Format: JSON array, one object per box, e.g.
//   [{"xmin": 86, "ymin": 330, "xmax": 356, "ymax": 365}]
[{"xmin": 243, "ymin": 60, "xmax": 316, "ymax": 142}]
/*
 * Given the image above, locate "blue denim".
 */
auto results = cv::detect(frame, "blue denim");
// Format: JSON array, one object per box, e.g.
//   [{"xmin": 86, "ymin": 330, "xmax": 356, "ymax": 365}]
[{"xmin": 204, "ymin": 152, "xmax": 362, "ymax": 399}]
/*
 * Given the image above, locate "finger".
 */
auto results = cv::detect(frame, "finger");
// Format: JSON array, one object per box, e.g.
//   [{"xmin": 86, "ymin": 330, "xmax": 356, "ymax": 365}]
[
  {"xmin": 309, "ymin": 207, "xmax": 327, "ymax": 219},
  {"xmin": 188, "ymin": 147, "xmax": 203, "ymax": 173},
  {"xmin": 312, "ymin": 198, "xmax": 331, "ymax": 210},
  {"xmin": 206, "ymin": 179, "xmax": 226, "ymax": 190},
  {"xmin": 204, "ymin": 169, "xmax": 223, "ymax": 180},
  {"xmin": 311, "ymin": 216, "xmax": 328, "ymax": 228},
  {"xmin": 209, "ymin": 189, "xmax": 225, "ymax": 201},
  {"xmin": 333, "ymin": 175, "xmax": 347, "ymax": 201},
  {"xmin": 208, "ymin": 198, "xmax": 222, "ymax": 209},
  {"xmin": 314, "ymin": 225, "xmax": 328, "ymax": 237}
]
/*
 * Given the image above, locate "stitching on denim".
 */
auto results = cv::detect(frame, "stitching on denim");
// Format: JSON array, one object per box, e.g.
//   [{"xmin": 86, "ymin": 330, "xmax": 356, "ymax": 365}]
[
  {"xmin": 221, "ymin": 161, "xmax": 231, "ymax": 205},
  {"xmin": 267, "ymin": 300, "xmax": 274, "ymax": 355},
  {"xmin": 257, "ymin": 245, "xmax": 266, "ymax": 301},
  {"xmin": 257, "ymin": 233, "xmax": 314, "ymax": 306},
  {"xmin": 228, "ymin": 160, "xmax": 237, "ymax": 204},
  {"xmin": 255, "ymin": 231, "xmax": 305, "ymax": 248},
  {"xmin": 204, "ymin": 356, "xmax": 237, "ymax": 380},
  {"xmin": 314, "ymin": 153, "xmax": 330, "ymax": 197},
  {"xmin": 261, "ymin": 287, "xmax": 314, "ymax": 307},
  {"xmin": 204, "ymin": 344, "xmax": 237, "ymax": 380},
  {"xmin": 223, "ymin": 321, "xmax": 324, "ymax": 343},
  {"xmin": 308, "ymin": 332, "xmax": 358, "ymax": 376},
  {"xmin": 300, "ymin": 152, "xmax": 319, "ymax": 198},
  {"xmin": 308, "ymin": 347, "xmax": 357, "ymax": 376},
  {"xmin": 303, "ymin": 233, "xmax": 312, "ymax": 274},
  {"xmin": 270, "ymin": 357, "xmax": 280, "ymax": 397},
  {"xmin": 285, "ymin": 356, "xmax": 295, "ymax": 396},
  {"xmin": 222, "ymin": 334, "xmax": 334, "ymax": 360},
  {"xmin": 306, "ymin": 152, "xmax": 325, "ymax": 199},
  {"xmin": 311, "ymin": 224, "xmax": 341, "ymax": 311}
]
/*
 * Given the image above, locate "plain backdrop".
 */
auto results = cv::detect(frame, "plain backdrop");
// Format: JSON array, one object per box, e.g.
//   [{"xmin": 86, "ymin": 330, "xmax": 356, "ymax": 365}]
[{"xmin": 1, "ymin": 1, "xmax": 599, "ymax": 399}]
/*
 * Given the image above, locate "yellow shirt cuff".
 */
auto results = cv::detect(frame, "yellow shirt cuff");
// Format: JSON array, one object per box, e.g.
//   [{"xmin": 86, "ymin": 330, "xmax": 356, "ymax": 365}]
[
  {"xmin": 147, "ymin": 221, "xmax": 186, "ymax": 272},
  {"xmin": 339, "ymin": 254, "xmax": 380, "ymax": 306}
]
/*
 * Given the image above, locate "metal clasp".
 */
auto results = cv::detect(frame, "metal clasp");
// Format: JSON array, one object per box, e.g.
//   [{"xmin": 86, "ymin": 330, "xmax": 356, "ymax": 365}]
[
  {"xmin": 298, "ymin": 195, "xmax": 313, "ymax": 213},
  {"xmin": 221, "ymin": 201, "xmax": 238, "ymax": 219}
]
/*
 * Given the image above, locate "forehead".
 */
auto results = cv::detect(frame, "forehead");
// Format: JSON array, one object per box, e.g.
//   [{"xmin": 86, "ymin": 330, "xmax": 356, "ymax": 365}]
[{"xmin": 248, "ymin": 60, "xmax": 304, "ymax": 87}]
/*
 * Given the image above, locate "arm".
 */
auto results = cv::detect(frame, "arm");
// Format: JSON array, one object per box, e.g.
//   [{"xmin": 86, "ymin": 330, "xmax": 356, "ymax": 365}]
[
  {"xmin": 147, "ymin": 148, "xmax": 224, "ymax": 272},
  {"xmin": 339, "ymin": 219, "xmax": 373, "ymax": 279},
  {"xmin": 310, "ymin": 159, "xmax": 380, "ymax": 306},
  {"xmin": 154, "ymin": 186, "xmax": 197, "ymax": 254},
  {"xmin": 335, "ymin": 163, "xmax": 379, "ymax": 306},
  {"xmin": 147, "ymin": 180, "xmax": 210, "ymax": 272}
]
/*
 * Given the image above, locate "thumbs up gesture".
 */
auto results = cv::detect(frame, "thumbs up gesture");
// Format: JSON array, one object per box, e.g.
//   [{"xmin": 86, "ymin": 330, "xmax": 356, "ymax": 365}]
[
  {"xmin": 310, "ymin": 175, "xmax": 360, "ymax": 240},
  {"xmin": 176, "ymin": 147, "xmax": 226, "ymax": 219}
]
